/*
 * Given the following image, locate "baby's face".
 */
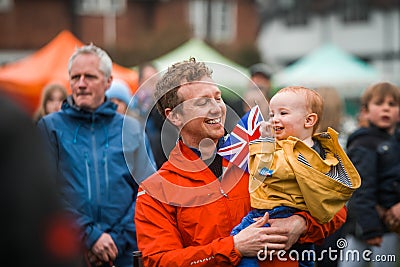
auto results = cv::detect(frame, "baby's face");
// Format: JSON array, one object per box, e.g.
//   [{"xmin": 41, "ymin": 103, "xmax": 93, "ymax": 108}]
[{"xmin": 268, "ymin": 91, "xmax": 311, "ymax": 140}]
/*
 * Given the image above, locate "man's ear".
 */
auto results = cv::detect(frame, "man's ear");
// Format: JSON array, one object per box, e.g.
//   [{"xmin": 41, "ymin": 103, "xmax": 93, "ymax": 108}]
[
  {"xmin": 165, "ymin": 108, "xmax": 182, "ymax": 128},
  {"xmin": 305, "ymin": 113, "xmax": 318, "ymax": 129},
  {"xmin": 105, "ymin": 75, "xmax": 113, "ymax": 91}
]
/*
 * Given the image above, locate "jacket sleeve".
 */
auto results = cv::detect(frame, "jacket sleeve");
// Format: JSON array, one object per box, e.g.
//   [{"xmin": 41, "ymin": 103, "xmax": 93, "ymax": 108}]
[
  {"xmin": 248, "ymin": 138, "xmax": 275, "ymax": 192},
  {"xmin": 135, "ymin": 189, "xmax": 242, "ymax": 267},
  {"xmin": 37, "ymin": 118, "xmax": 58, "ymax": 177},
  {"xmin": 347, "ymin": 146, "xmax": 383, "ymax": 239},
  {"xmin": 37, "ymin": 118, "xmax": 103, "ymax": 250},
  {"xmin": 123, "ymin": 119, "xmax": 156, "ymax": 185},
  {"xmin": 109, "ymin": 196, "xmax": 137, "ymax": 253},
  {"xmin": 296, "ymin": 206, "xmax": 347, "ymax": 245},
  {"xmin": 110, "ymin": 129, "xmax": 156, "ymax": 253}
]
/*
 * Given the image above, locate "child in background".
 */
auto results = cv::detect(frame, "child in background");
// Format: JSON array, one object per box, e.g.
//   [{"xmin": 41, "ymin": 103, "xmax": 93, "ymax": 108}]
[
  {"xmin": 33, "ymin": 83, "xmax": 67, "ymax": 123},
  {"xmin": 339, "ymin": 82, "xmax": 400, "ymax": 267},
  {"xmin": 231, "ymin": 86, "xmax": 361, "ymax": 267},
  {"xmin": 106, "ymin": 79, "xmax": 156, "ymax": 169},
  {"xmin": 105, "ymin": 79, "xmax": 133, "ymax": 115},
  {"xmin": 313, "ymin": 86, "xmax": 345, "ymax": 267}
]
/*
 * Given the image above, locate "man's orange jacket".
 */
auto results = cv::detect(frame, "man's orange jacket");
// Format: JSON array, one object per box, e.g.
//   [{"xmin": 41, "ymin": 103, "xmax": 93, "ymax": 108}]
[{"xmin": 135, "ymin": 140, "xmax": 346, "ymax": 266}]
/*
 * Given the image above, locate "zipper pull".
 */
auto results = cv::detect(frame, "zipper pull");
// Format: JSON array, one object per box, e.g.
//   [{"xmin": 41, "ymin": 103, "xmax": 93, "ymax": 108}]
[{"xmin": 220, "ymin": 187, "xmax": 228, "ymax": 198}]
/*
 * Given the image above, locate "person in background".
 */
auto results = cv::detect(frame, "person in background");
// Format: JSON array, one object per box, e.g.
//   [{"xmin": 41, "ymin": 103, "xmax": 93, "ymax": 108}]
[
  {"xmin": 33, "ymin": 83, "xmax": 68, "ymax": 123},
  {"xmin": 248, "ymin": 63, "xmax": 274, "ymax": 100},
  {"xmin": 355, "ymin": 108, "xmax": 369, "ymax": 129},
  {"xmin": 105, "ymin": 79, "xmax": 132, "ymax": 115},
  {"xmin": 133, "ymin": 62, "xmax": 159, "ymax": 124},
  {"xmin": 339, "ymin": 82, "xmax": 400, "ymax": 267},
  {"xmin": 0, "ymin": 92, "xmax": 83, "ymax": 267},
  {"xmin": 232, "ymin": 86, "xmax": 359, "ymax": 267},
  {"xmin": 134, "ymin": 62, "xmax": 176, "ymax": 169},
  {"xmin": 135, "ymin": 58, "xmax": 350, "ymax": 267},
  {"xmin": 37, "ymin": 44, "xmax": 155, "ymax": 267},
  {"xmin": 106, "ymin": 79, "xmax": 156, "ymax": 168},
  {"xmin": 312, "ymin": 86, "xmax": 346, "ymax": 267},
  {"xmin": 228, "ymin": 63, "xmax": 274, "ymax": 119},
  {"xmin": 314, "ymin": 87, "xmax": 343, "ymax": 134}
]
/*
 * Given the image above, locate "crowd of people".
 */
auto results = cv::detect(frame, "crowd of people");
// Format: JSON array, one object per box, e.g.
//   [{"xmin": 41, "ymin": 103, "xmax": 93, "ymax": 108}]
[{"xmin": 3, "ymin": 42, "xmax": 400, "ymax": 267}]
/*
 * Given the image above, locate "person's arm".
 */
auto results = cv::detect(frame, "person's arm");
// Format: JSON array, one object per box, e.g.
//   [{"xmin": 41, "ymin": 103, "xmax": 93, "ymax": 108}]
[
  {"xmin": 248, "ymin": 134, "xmax": 275, "ymax": 193},
  {"xmin": 89, "ymin": 132, "xmax": 152, "ymax": 263},
  {"xmin": 90, "ymin": 233, "xmax": 118, "ymax": 264},
  {"xmin": 135, "ymin": 189, "xmax": 294, "ymax": 266},
  {"xmin": 293, "ymin": 206, "xmax": 347, "ymax": 245},
  {"xmin": 108, "ymin": 196, "xmax": 136, "ymax": 256},
  {"xmin": 36, "ymin": 118, "xmax": 58, "ymax": 177},
  {"xmin": 135, "ymin": 190, "xmax": 242, "ymax": 266},
  {"xmin": 384, "ymin": 202, "xmax": 400, "ymax": 232},
  {"xmin": 123, "ymin": 118, "xmax": 156, "ymax": 184},
  {"xmin": 248, "ymin": 212, "xmax": 307, "ymax": 252},
  {"xmin": 109, "ymin": 126, "xmax": 156, "ymax": 254},
  {"xmin": 347, "ymin": 145, "xmax": 383, "ymax": 242}
]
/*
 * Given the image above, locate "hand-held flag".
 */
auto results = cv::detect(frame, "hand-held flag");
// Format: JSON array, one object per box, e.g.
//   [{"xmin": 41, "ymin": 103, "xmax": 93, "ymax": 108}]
[{"xmin": 217, "ymin": 105, "xmax": 264, "ymax": 172}]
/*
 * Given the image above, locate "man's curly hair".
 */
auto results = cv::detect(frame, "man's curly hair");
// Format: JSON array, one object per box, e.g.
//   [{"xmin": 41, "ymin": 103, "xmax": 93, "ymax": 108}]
[{"xmin": 155, "ymin": 58, "xmax": 213, "ymax": 118}]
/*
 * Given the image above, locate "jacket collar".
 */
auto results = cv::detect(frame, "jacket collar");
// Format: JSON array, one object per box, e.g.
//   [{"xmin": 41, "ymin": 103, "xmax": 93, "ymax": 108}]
[
  {"xmin": 140, "ymin": 139, "xmax": 247, "ymax": 207},
  {"xmin": 62, "ymin": 95, "xmax": 117, "ymax": 120},
  {"xmin": 160, "ymin": 140, "xmax": 218, "ymax": 183}
]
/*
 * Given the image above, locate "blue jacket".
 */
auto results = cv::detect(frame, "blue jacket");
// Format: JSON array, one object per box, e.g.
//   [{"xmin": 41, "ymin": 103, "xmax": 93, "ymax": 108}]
[{"xmin": 38, "ymin": 97, "xmax": 155, "ymax": 267}]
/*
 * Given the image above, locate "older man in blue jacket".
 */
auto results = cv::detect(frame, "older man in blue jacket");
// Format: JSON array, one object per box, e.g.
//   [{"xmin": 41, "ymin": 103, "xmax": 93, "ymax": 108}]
[{"xmin": 37, "ymin": 44, "xmax": 155, "ymax": 267}]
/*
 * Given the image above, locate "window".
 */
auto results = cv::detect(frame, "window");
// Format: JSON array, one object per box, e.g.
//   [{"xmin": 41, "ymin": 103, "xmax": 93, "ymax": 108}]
[
  {"xmin": 279, "ymin": 0, "xmax": 309, "ymax": 26},
  {"xmin": 75, "ymin": 0, "xmax": 126, "ymax": 15},
  {"xmin": 0, "ymin": 0, "xmax": 13, "ymax": 12},
  {"xmin": 342, "ymin": 0, "xmax": 369, "ymax": 22},
  {"xmin": 189, "ymin": 0, "xmax": 237, "ymax": 43}
]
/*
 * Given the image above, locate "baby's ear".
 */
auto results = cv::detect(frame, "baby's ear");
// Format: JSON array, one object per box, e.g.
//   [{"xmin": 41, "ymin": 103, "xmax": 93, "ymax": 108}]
[{"xmin": 305, "ymin": 113, "xmax": 318, "ymax": 129}]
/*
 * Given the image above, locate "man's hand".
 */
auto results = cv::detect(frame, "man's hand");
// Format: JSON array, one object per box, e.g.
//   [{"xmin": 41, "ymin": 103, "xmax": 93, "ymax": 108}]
[
  {"xmin": 87, "ymin": 250, "xmax": 103, "ymax": 266},
  {"xmin": 366, "ymin": 236, "xmax": 382, "ymax": 247},
  {"xmin": 233, "ymin": 213, "xmax": 289, "ymax": 257},
  {"xmin": 384, "ymin": 202, "xmax": 400, "ymax": 232},
  {"xmin": 268, "ymin": 214, "xmax": 307, "ymax": 250},
  {"xmin": 91, "ymin": 233, "xmax": 118, "ymax": 263}
]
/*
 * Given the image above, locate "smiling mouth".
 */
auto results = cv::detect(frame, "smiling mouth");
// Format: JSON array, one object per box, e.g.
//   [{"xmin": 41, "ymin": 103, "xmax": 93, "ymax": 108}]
[
  {"xmin": 205, "ymin": 118, "xmax": 221, "ymax": 124},
  {"xmin": 274, "ymin": 126, "xmax": 283, "ymax": 132}
]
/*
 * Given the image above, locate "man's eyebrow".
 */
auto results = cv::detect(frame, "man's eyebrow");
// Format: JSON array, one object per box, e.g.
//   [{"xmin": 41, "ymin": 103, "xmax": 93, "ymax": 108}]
[
  {"xmin": 70, "ymin": 73, "xmax": 98, "ymax": 78},
  {"xmin": 195, "ymin": 93, "xmax": 221, "ymax": 99}
]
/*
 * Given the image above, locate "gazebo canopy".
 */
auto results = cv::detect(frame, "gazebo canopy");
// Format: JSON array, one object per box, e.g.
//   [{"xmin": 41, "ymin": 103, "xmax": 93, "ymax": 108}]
[
  {"xmin": 272, "ymin": 43, "xmax": 382, "ymax": 98},
  {"xmin": 152, "ymin": 38, "xmax": 250, "ymax": 98}
]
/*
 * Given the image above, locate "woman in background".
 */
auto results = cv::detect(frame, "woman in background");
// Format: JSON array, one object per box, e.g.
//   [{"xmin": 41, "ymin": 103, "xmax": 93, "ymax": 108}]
[{"xmin": 33, "ymin": 83, "xmax": 67, "ymax": 123}]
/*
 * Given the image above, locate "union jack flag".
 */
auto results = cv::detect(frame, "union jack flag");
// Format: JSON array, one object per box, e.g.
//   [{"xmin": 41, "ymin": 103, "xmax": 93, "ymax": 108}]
[{"xmin": 217, "ymin": 105, "xmax": 264, "ymax": 172}]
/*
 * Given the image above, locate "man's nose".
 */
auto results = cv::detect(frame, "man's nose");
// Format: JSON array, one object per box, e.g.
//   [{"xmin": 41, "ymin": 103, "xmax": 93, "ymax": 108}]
[
  {"xmin": 77, "ymin": 75, "xmax": 87, "ymax": 86},
  {"xmin": 209, "ymin": 99, "xmax": 222, "ymax": 113}
]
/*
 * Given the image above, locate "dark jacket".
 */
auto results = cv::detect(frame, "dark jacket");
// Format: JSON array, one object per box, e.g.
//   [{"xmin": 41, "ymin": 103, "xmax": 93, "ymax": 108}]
[
  {"xmin": 346, "ymin": 125, "xmax": 400, "ymax": 240},
  {"xmin": 38, "ymin": 96, "xmax": 155, "ymax": 267}
]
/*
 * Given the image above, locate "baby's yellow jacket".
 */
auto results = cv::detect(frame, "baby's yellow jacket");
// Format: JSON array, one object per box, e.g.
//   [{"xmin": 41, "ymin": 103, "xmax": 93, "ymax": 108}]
[{"xmin": 249, "ymin": 127, "xmax": 361, "ymax": 224}]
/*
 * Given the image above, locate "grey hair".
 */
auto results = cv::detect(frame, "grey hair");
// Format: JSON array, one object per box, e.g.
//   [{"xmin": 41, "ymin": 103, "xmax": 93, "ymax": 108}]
[{"xmin": 68, "ymin": 43, "xmax": 112, "ymax": 78}]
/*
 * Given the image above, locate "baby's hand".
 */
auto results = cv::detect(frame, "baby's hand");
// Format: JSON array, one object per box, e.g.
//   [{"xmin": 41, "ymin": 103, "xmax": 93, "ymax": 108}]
[{"xmin": 259, "ymin": 121, "xmax": 273, "ymax": 138}]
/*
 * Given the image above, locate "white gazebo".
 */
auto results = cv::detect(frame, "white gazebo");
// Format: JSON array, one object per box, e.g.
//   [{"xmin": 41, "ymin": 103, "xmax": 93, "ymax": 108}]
[
  {"xmin": 272, "ymin": 43, "xmax": 382, "ymax": 99},
  {"xmin": 152, "ymin": 38, "xmax": 250, "ymax": 98}
]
